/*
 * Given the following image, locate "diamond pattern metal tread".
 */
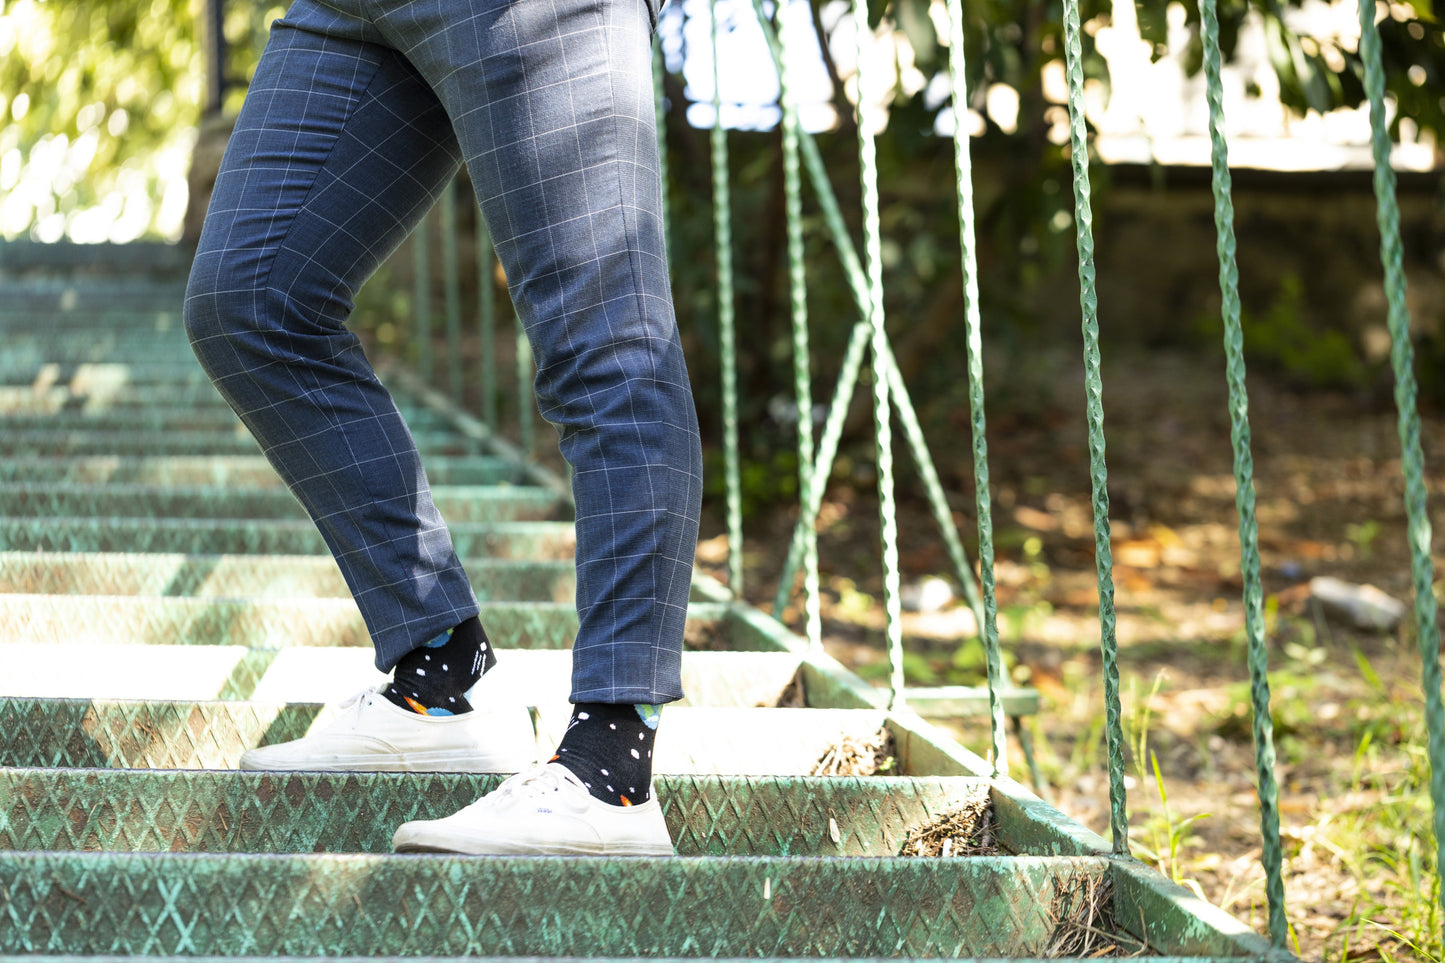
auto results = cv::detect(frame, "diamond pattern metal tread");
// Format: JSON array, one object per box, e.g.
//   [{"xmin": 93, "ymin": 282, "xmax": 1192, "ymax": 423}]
[
  {"xmin": 0, "ymin": 454, "xmax": 520, "ymax": 486},
  {"xmin": 0, "ymin": 552, "xmax": 577, "ymax": 602},
  {"xmin": 0, "ymin": 699, "xmax": 893, "ymax": 774},
  {"xmin": 0, "ymin": 770, "xmax": 988, "ymax": 857},
  {"xmin": 0, "ymin": 428, "xmax": 483, "ymax": 457},
  {"xmin": 0, "ymin": 517, "xmax": 577, "ymax": 558},
  {"xmin": 0, "ymin": 850, "xmax": 1103, "ymax": 958},
  {"xmin": 0, "ymin": 483, "xmax": 568, "ymax": 524},
  {"xmin": 0, "ymin": 647, "xmax": 803, "ymax": 708},
  {"xmin": 0, "ymin": 596, "xmax": 755, "ymax": 651}
]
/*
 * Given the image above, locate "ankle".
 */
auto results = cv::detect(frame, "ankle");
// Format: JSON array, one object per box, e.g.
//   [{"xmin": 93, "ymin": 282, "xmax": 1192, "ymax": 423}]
[
  {"xmin": 382, "ymin": 616, "xmax": 495, "ymax": 716},
  {"xmin": 550, "ymin": 702, "xmax": 660, "ymax": 806}
]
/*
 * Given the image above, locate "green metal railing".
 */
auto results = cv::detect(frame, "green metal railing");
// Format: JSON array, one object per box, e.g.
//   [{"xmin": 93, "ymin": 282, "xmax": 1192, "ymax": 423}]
[{"xmin": 382, "ymin": 0, "xmax": 1439, "ymax": 951}]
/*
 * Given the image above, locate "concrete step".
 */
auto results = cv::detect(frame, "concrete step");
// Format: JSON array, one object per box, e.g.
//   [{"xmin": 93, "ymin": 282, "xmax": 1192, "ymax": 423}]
[{"xmin": 0, "ymin": 482, "xmax": 568, "ymax": 524}]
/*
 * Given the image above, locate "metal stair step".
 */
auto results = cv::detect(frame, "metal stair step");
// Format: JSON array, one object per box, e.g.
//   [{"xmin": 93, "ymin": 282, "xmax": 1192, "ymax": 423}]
[
  {"xmin": 0, "ymin": 849, "xmax": 1103, "ymax": 958},
  {"xmin": 0, "ymin": 768, "xmax": 986, "ymax": 857},
  {"xmin": 0, "ymin": 646, "xmax": 804, "ymax": 708},
  {"xmin": 0, "ymin": 552, "xmax": 577, "ymax": 602},
  {"xmin": 0, "ymin": 699, "xmax": 893, "ymax": 774},
  {"xmin": 0, "ymin": 400, "xmax": 458, "ymax": 432},
  {"xmin": 0, "ymin": 427, "xmax": 484, "ymax": 457},
  {"xmin": 0, "ymin": 454, "xmax": 521, "ymax": 486},
  {"xmin": 0, "ymin": 517, "xmax": 576, "ymax": 558},
  {"xmin": 0, "ymin": 595, "xmax": 766, "ymax": 652},
  {"xmin": 0, "ymin": 482, "xmax": 568, "ymax": 524}
]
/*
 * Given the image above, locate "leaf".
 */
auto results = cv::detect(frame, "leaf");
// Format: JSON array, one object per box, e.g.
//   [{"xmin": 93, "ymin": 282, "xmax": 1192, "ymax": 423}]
[{"xmin": 893, "ymin": 0, "xmax": 939, "ymax": 68}]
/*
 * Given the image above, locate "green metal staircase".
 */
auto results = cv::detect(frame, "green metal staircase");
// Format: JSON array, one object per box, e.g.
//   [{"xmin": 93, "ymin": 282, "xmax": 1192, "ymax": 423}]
[{"xmin": 0, "ymin": 263, "xmax": 1285, "ymax": 959}]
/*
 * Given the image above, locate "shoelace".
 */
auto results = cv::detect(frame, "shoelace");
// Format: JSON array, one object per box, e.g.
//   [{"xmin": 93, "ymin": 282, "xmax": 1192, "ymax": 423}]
[
  {"xmin": 335, "ymin": 684, "xmax": 388, "ymax": 727},
  {"xmin": 469, "ymin": 765, "xmax": 583, "ymax": 814}
]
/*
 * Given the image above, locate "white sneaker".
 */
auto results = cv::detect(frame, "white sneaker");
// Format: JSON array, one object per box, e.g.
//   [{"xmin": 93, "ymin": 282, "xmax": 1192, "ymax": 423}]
[
  {"xmin": 391, "ymin": 763, "xmax": 674, "ymax": 856},
  {"xmin": 239, "ymin": 686, "xmax": 537, "ymax": 772}
]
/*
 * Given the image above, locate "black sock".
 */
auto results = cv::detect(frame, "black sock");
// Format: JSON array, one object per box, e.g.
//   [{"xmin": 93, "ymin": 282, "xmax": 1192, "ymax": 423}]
[
  {"xmin": 550, "ymin": 703, "xmax": 660, "ymax": 806},
  {"xmin": 382, "ymin": 616, "xmax": 496, "ymax": 716}
]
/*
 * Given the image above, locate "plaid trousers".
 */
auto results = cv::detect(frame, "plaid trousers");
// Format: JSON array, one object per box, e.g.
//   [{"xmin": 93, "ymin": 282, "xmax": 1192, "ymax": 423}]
[{"xmin": 183, "ymin": 0, "xmax": 701, "ymax": 705}]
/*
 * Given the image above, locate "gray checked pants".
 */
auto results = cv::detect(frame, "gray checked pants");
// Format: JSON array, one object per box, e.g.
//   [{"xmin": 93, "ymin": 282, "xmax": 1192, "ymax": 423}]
[{"xmin": 183, "ymin": 0, "xmax": 702, "ymax": 705}]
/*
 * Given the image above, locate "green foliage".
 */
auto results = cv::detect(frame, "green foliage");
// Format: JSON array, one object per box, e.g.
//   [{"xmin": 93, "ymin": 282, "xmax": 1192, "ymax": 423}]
[
  {"xmin": 0, "ymin": 0, "xmax": 202, "ymax": 239},
  {"xmin": 1195, "ymin": 272, "xmax": 1372, "ymax": 389},
  {"xmin": 0, "ymin": 0, "xmax": 281, "ymax": 241}
]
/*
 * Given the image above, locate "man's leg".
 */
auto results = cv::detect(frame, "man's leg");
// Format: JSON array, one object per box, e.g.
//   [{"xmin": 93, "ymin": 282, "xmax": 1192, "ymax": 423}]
[
  {"xmin": 183, "ymin": 2, "xmax": 532, "ymax": 771},
  {"xmin": 389, "ymin": 0, "xmax": 702, "ymax": 852}
]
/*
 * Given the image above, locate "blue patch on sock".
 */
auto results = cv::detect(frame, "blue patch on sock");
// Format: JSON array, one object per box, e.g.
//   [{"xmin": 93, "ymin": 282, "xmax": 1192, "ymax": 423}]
[
  {"xmin": 422, "ymin": 627, "xmax": 454, "ymax": 648},
  {"xmin": 634, "ymin": 704, "xmax": 661, "ymax": 730},
  {"xmin": 425, "ymin": 706, "xmax": 456, "ymax": 717}
]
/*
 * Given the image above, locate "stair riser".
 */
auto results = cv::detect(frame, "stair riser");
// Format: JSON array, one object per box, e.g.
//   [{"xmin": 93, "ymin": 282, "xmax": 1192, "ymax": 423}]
[
  {"xmin": 0, "ymin": 455, "xmax": 519, "ymax": 487},
  {"xmin": 0, "ymin": 554, "xmax": 576, "ymax": 602},
  {"xmin": 0, "ymin": 852, "xmax": 1100, "ymax": 957},
  {"xmin": 0, "ymin": 519, "xmax": 577, "ymax": 559},
  {"xmin": 0, "ymin": 769, "xmax": 987, "ymax": 857},
  {"xmin": 0, "ymin": 485, "xmax": 566, "ymax": 524}
]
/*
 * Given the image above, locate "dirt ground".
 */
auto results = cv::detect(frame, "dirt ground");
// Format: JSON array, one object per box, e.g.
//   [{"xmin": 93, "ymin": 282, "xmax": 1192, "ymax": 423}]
[{"xmin": 693, "ymin": 347, "xmax": 1445, "ymax": 962}]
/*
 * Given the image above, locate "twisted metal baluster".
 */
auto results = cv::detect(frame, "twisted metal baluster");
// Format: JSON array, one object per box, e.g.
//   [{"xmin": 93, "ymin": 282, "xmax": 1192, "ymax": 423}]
[
  {"xmin": 1359, "ymin": 1, "xmax": 1445, "ymax": 951},
  {"xmin": 778, "ymin": 0, "xmax": 821, "ymax": 648},
  {"xmin": 1199, "ymin": 0, "xmax": 1285, "ymax": 944},
  {"xmin": 712, "ymin": 0, "xmax": 743, "ymax": 597},
  {"xmin": 848, "ymin": 0, "xmax": 905, "ymax": 708},
  {"xmin": 1059, "ymin": 0, "xmax": 1127, "ymax": 853},
  {"xmin": 945, "ymin": 0, "xmax": 1006, "ymax": 773}
]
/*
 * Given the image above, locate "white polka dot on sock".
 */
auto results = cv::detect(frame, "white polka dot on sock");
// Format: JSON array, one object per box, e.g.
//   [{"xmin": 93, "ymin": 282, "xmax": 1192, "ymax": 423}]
[
  {"xmin": 609, "ymin": 723, "xmax": 617, "ymax": 730},
  {"xmin": 424, "ymin": 654, "xmax": 431, "ymax": 661},
  {"xmin": 638, "ymin": 732, "xmax": 645, "ymax": 740},
  {"xmin": 607, "ymin": 785, "xmax": 614, "ymax": 793},
  {"xmin": 631, "ymin": 748, "xmax": 641, "ymax": 759},
  {"xmin": 415, "ymin": 668, "xmax": 426, "ymax": 676},
  {"xmin": 442, "ymin": 664, "xmax": 448, "ymax": 671},
  {"xmin": 600, "ymin": 769, "xmax": 609, "ymax": 776},
  {"xmin": 578, "ymin": 712, "xmax": 590, "ymax": 720}
]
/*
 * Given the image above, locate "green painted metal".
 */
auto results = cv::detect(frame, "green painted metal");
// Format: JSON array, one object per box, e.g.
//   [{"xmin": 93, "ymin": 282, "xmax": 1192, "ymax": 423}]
[
  {"xmin": 0, "ymin": 851, "xmax": 1103, "ymax": 957},
  {"xmin": 0, "ymin": 427, "xmax": 481, "ymax": 458},
  {"xmin": 710, "ymin": 0, "xmax": 743, "ymax": 599},
  {"xmin": 1059, "ymin": 0, "xmax": 1129, "ymax": 856},
  {"xmin": 0, "ymin": 698, "xmax": 321, "ymax": 770},
  {"xmin": 0, "ymin": 552, "xmax": 577, "ymax": 603},
  {"xmin": 944, "ymin": 0, "xmax": 1007, "ymax": 774},
  {"xmin": 0, "ymin": 517, "xmax": 578, "ymax": 559},
  {"xmin": 0, "ymin": 645, "xmax": 805, "ymax": 709},
  {"xmin": 1197, "ymin": 0, "xmax": 1285, "ymax": 945},
  {"xmin": 1358, "ymin": 2, "xmax": 1445, "ymax": 947},
  {"xmin": 778, "ymin": 0, "xmax": 821, "ymax": 650},
  {"xmin": 0, "ymin": 482, "xmax": 566, "ymax": 524},
  {"xmin": 0, "ymin": 769, "xmax": 987, "ymax": 857},
  {"xmin": 0, "ymin": 454, "xmax": 520, "ymax": 487},
  {"xmin": 848, "ymin": 0, "xmax": 906, "ymax": 712},
  {"xmin": 0, "ymin": 594, "xmax": 786, "ymax": 653}
]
